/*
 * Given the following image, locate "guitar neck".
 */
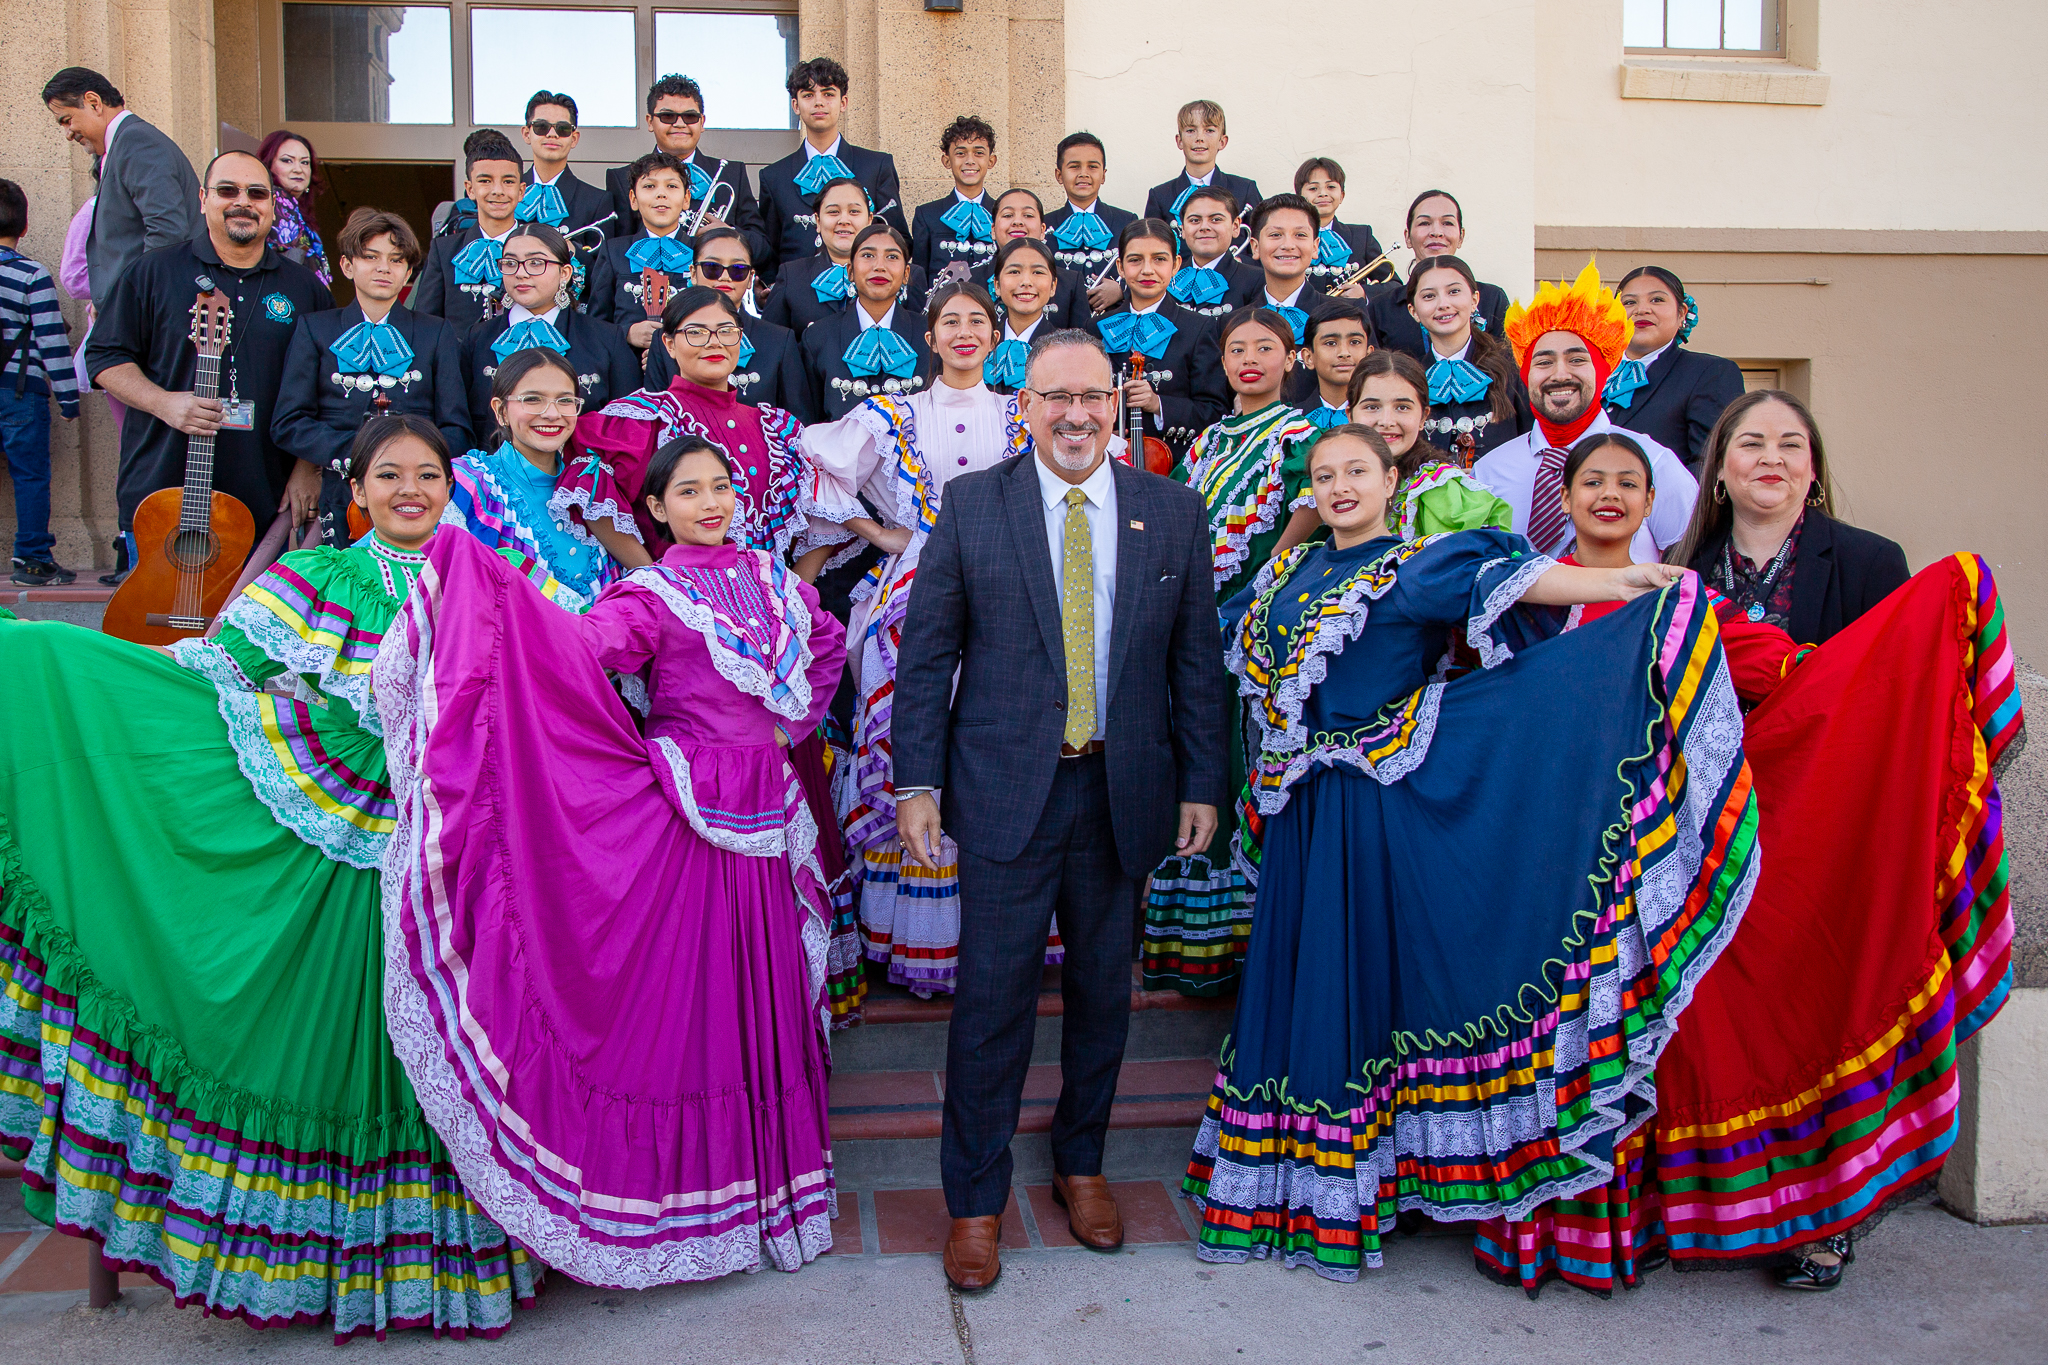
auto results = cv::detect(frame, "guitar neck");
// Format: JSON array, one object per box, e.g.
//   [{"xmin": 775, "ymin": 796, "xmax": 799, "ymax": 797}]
[{"xmin": 181, "ymin": 352, "xmax": 222, "ymax": 532}]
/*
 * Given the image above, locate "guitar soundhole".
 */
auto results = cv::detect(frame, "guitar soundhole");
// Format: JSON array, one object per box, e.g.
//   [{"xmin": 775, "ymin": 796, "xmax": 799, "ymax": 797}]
[{"xmin": 167, "ymin": 529, "xmax": 220, "ymax": 571}]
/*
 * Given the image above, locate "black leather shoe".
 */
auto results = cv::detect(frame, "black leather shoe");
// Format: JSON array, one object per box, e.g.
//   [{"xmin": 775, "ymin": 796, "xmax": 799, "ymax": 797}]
[{"xmin": 1775, "ymin": 1233, "xmax": 1853, "ymax": 1291}]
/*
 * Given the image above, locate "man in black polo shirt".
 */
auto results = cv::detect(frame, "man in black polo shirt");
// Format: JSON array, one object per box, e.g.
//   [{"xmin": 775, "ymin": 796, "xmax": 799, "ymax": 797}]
[{"xmin": 88, "ymin": 150, "xmax": 333, "ymax": 566}]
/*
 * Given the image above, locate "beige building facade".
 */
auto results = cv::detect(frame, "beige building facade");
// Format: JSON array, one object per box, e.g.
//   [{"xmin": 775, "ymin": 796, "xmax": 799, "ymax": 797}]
[{"xmin": 0, "ymin": 0, "xmax": 2042, "ymax": 1219}]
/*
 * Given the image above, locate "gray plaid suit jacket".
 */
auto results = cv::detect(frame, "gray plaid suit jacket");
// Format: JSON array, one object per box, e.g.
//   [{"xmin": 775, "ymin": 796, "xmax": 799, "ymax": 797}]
[{"xmin": 893, "ymin": 452, "xmax": 1230, "ymax": 877}]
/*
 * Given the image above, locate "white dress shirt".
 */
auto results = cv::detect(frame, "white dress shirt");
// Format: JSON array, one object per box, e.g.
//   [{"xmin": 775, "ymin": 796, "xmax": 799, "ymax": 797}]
[
  {"xmin": 1473, "ymin": 409, "xmax": 1698, "ymax": 560},
  {"xmin": 803, "ymin": 137, "xmax": 846, "ymax": 162},
  {"xmin": 1005, "ymin": 315, "xmax": 1045, "ymax": 346},
  {"xmin": 1036, "ymin": 452, "xmax": 1119, "ymax": 743},
  {"xmin": 506, "ymin": 303, "xmax": 563, "ymax": 327},
  {"xmin": 1263, "ymin": 284, "xmax": 1307, "ymax": 311},
  {"xmin": 856, "ymin": 302, "xmax": 895, "ymax": 332}
]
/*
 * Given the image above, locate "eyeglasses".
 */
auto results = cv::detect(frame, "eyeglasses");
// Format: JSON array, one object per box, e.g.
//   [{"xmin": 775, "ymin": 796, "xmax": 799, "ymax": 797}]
[
  {"xmin": 211, "ymin": 183, "xmax": 272, "ymax": 201},
  {"xmin": 673, "ymin": 322, "xmax": 744, "ymax": 347},
  {"xmin": 696, "ymin": 261, "xmax": 752, "ymax": 282},
  {"xmin": 500, "ymin": 255, "xmax": 565, "ymax": 276},
  {"xmin": 1029, "ymin": 389, "xmax": 1117, "ymax": 414},
  {"xmin": 651, "ymin": 109, "xmax": 705, "ymax": 127},
  {"xmin": 507, "ymin": 393, "xmax": 582, "ymax": 415},
  {"xmin": 528, "ymin": 120, "xmax": 577, "ymax": 138}
]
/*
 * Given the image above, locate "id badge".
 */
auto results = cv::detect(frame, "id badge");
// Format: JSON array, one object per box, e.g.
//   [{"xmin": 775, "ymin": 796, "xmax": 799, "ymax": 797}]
[{"xmin": 219, "ymin": 400, "xmax": 256, "ymax": 431}]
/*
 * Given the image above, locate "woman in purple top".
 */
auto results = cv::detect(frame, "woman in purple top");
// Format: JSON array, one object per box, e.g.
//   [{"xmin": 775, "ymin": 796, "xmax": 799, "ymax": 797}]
[{"xmin": 376, "ymin": 434, "xmax": 848, "ymax": 1284}]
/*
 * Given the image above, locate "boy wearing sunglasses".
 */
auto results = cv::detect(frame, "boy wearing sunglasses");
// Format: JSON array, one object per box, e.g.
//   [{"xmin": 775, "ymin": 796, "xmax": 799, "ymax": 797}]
[
  {"xmin": 517, "ymin": 91, "xmax": 616, "ymax": 243},
  {"xmin": 605, "ymin": 74, "xmax": 768, "ymax": 264},
  {"xmin": 641, "ymin": 227, "xmax": 814, "ymax": 422}
]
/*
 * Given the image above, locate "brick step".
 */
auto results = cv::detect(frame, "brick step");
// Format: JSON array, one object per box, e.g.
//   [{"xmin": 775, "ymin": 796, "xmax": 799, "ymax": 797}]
[
  {"xmin": 0, "ymin": 584, "xmax": 115, "ymax": 605},
  {"xmin": 830, "ymin": 1055, "xmax": 1214, "ymax": 1144}
]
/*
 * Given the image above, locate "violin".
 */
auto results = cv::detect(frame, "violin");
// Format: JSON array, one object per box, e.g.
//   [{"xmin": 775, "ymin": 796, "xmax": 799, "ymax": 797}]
[
  {"xmin": 1121, "ymin": 356, "xmax": 1176, "ymax": 477},
  {"xmin": 104, "ymin": 286, "xmax": 258, "ymax": 644}
]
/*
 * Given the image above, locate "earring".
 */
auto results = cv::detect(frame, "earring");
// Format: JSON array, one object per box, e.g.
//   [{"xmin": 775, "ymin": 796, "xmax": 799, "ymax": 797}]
[
  {"xmin": 554, "ymin": 283, "xmax": 572, "ymax": 309},
  {"xmin": 1713, "ymin": 481, "xmax": 1728, "ymax": 505},
  {"xmin": 1806, "ymin": 485, "xmax": 1825, "ymax": 508}
]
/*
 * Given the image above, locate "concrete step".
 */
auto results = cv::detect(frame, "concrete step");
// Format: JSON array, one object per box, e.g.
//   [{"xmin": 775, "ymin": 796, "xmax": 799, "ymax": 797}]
[{"xmin": 1, "ymin": 582, "xmax": 113, "ymax": 629}]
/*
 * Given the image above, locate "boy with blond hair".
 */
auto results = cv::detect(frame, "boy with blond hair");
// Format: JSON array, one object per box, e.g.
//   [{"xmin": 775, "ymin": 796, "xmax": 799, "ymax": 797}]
[{"xmin": 1142, "ymin": 100, "xmax": 1263, "ymax": 227}]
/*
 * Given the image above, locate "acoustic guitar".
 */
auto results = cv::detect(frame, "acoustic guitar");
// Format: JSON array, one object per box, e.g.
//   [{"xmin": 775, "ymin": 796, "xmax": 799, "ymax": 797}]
[{"xmin": 103, "ymin": 286, "xmax": 257, "ymax": 644}]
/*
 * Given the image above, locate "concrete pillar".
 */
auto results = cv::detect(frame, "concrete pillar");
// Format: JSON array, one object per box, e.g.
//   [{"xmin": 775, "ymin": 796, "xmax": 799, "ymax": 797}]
[{"xmin": 0, "ymin": 0, "xmax": 220, "ymax": 570}]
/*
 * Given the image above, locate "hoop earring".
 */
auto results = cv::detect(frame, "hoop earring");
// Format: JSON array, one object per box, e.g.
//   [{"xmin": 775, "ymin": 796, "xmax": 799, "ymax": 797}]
[
  {"xmin": 554, "ymin": 284, "xmax": 572, "ymax": 309},
  {"xmin": 1806, "ymin": 484, "xmax": 1825, "ymax": 508},
  {"xmin": 1713, "ymin": 480, "xmax": 1728, "ymax": 505}
]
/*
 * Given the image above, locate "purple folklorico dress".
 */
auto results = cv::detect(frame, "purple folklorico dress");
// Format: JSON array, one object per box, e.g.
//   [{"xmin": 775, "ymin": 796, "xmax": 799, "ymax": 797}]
[{"xmin": 374, "ymin": 530, "xmax": 847, "ymax": 1284}]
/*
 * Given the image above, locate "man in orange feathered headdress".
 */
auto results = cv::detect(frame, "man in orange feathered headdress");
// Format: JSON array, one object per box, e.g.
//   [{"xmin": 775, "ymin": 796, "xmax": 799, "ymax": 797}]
[{"xmin": 1473, "ymin": 259, "xmax": 1698, "ymax": 559}]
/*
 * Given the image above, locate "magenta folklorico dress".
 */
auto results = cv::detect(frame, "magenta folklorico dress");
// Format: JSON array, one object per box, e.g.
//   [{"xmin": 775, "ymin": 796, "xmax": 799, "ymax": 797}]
[{"xmin": 373, "ymin": 529, "xmax": 847, "ymax": 1284}]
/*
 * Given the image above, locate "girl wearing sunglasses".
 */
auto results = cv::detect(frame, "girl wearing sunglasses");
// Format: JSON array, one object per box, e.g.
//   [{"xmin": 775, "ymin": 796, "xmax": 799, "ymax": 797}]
[{"xmin": 642, "ymin": 227, "xmax": 812, "ymax": 419}]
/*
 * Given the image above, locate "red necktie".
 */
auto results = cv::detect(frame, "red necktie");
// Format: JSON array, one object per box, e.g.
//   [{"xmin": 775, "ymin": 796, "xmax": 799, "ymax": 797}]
[{"xmin": 1526, "ymin": 447, "xmax": 1571, "ymax": 554}]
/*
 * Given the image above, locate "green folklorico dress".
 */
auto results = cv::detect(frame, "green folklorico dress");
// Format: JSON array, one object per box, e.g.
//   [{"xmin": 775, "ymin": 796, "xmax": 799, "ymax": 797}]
[
  {"xmin": 0, "ymin": 535, "xmax": 564, "ymax": 1341},
  {"xmin": 1143, "ymin": 401, "xmax": 1316, "ymax": 996}
]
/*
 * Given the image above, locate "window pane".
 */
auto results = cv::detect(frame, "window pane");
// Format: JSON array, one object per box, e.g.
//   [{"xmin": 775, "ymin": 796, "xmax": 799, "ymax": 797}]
[
  {"xmin": 654, "ymin": 13, "xmax": 800, "ymax": 129},
  {"xmin": 1621, "ymin": 0, "xmax": 1664, "ymax": 48},
  {"xmin": 470, "ymin": 7, "xmax": 638, "ymax": 126},
  {"xmin": 283, "ymin": 4, "xmax": 452, "ymax": 124},
  {"xmin": 1666, "ymin": 0, "xmax": 1722, "ymax": 49},
  {"xmin": 1722, "ymin": 0, "xmax": 1770, "ymax": 50}
]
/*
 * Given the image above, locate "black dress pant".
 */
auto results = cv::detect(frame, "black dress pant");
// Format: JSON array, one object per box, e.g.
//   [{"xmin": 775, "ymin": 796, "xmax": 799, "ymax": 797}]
[{"xmin": 941, "ymin": 751, "xmax": 1136, "ymax": 1217}]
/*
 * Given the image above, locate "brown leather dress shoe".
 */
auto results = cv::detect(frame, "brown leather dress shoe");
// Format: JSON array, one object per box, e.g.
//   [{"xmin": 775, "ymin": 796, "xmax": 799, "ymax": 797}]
[
  {"xmin": 1051, "ymin": 1173, "xmax": 1124, "ymax": 1250},
  {"xmin": 944, "ymin": 1214, "xmax": 1003, "ymax": 1290}
]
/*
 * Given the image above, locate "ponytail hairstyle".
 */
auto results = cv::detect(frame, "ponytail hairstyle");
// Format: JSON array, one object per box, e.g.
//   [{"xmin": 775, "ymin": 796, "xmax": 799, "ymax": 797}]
[
  {"xmin": 488, "ymin": 346, "xmax": 580, "ymax": 443},
  {"xmin": 1404, "ymin": 188, "xmax": 1463, "ymax": 234},
  {"xmin": 1343, "ymin": 349, "xmax": 1433, "ymax": 481},
  {"xmin": 1405, "ymin": 254, "xmax": 1516, "ymax": 426}
]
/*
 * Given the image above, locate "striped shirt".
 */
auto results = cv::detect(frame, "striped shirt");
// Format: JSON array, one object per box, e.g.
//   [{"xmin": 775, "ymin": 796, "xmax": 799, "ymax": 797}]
[{"xmin": 0, "ymin": 247, "xmax": 81, "ymax": 415}]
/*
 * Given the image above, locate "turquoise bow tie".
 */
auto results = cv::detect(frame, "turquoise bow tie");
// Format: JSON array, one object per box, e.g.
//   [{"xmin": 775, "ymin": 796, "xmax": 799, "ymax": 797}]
[
  {"xmin": 329, "ymin": 319, "xmax": 415, "ymax": 378},
  {"xmin": 843, "ymin": 325, "xmax": 918, "ymax": 379},
  {"xmin": 984, "ymin": 338, "xmax": 1028, "ymax": 389},
  {"xmin": 1305, "ymin": 404, "xmax": 1347, "ymax": 430},
  {"xmin": 1168, "ymin": 181, "xmax": 1203, "ymax": 219},
  {"xmin": 1428, "ymin": 355, "xmax": 1492, "ymax": 405},
  {"xmin": 492, "ymin": 317, "xmax": 571, "ymax": 363},
  {"xmin": 1604, "ymin": 357, "xmax": 1649, "ymax": 409},
  {"xmin": 1098, "ymin": 309, "xmax": 1176, "ymax": 360},
  {"xmin": 1315, "ymin": 228, "xmax": 1352, "ymax": 268},
  {"xmin": 812, "ymin": 264, "xmax": 852, "ymax": 303},
  {"xmin": 517, "ymin": 180, "xmax": 568, "ymax": 227},
  {"xmin": 452, "ymin": 236, "xmax": 503, "ymax": 287},
  {"xmin": 1167, "ymin": 267, "xmax": 1228, "ymax": 307},
  {"xmin": 940, "ymin": 199, "xmax": 994, "ymax": 243},
  {"xmin": 1271, "ymin": 303, "xmax": 1308, "ymax": 345},
  {"xmin": 626, "ymin": 235, "xmax": 694, "ymax": 274},
  {"xmin": 685, "ymin": 160, "xmax": 714, "ymax": 202},
  {"xmin": 736, "ymin": 332, "xmax": 756, "ymax": 368},
  {"xmin": 1051, "ymin": 211, "xmax": 1113, "ymax": 252},
  {"xmin": 794, "ymin": 153, "xmax": 854, "ymax": 198}
]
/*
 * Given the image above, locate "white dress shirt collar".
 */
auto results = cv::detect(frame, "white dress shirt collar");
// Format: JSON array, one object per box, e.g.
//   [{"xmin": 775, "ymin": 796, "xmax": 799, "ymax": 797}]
[
  {"xmin": 1264, "ymin": 284, "xmax": 1306, "ymax": 310},
  {"xmin": 507, "ymin": 303, "xmax": 562, "ymax": 326},
  {"xmin": 1186, "ymin": 169, "xmax": 1214, "ymax": 187},
  {"xmin": 1035, "ymin": 450, "xmax": 1115, "ymax": 512},
  {"xmin": 1428, "ymin": 337, "xmax": 1473, "ymax": 365},
  {"xmin": 1627, "ymin": 340, "xmax": 1673, "ymax": 369},
  {"xmin": 1006, "ymin": 315, "xmax": 1044, "ymax": 345},
  {"xmin": 103, "ymin": 109, "xmax": 135, "ymax": 155},
  {"xmin": 804, "ymin": 137, "xmax": 846, "ymax": 162},
  {"xmin": 533, "ymin": 168, "xmax": 565, "ymax": 187},
  {"xmin": 857, "ymin": 302, "xmax": 895, "ymax": 332}
]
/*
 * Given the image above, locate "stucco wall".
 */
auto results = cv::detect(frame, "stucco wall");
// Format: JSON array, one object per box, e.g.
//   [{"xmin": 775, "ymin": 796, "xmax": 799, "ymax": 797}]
[{"xmin": 1065, "ymin": 2, "xmax": 1538, "ymax": 300}]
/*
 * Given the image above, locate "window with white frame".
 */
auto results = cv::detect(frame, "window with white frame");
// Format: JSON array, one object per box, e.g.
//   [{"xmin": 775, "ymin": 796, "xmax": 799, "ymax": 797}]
[{"xmin": 1623, "ymin": 0, "xmax": 1782, "ymax": 55}]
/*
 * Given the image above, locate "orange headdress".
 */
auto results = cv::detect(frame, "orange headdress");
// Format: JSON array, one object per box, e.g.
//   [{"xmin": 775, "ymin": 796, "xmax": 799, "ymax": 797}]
[{"xmin": 1502, "ymin": 258, "xmax": 1633, "ymax": 380}]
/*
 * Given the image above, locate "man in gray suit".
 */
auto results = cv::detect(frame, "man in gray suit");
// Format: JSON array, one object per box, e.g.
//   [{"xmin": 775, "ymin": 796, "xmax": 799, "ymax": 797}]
[
  {"xmin": 43, "ymin": 67, "xmax": 199, "ymax": 316},
  {"xmin": 894, "ymin": 329, "xmax": 1228, "ymax": 1291}
]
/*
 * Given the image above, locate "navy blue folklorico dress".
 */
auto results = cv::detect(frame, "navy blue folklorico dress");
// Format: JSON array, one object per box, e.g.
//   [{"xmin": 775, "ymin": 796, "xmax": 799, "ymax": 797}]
[{"xmin": 1184, "ymin": 529, "xmax": 1763, "ymax": 1280}]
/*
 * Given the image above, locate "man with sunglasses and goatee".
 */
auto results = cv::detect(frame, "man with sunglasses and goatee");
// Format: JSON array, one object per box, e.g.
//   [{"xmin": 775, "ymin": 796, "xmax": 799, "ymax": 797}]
[
  {"xmin": 86, "ymin": 151, "xmax": 334, "ymax": 562},
  {"xmin": 606, "ymin": 74, "xmax": 769, "ymax": 265},
  {"xmin": 518, "ymin": 91, "xmax": 617, "ymax": 243}
]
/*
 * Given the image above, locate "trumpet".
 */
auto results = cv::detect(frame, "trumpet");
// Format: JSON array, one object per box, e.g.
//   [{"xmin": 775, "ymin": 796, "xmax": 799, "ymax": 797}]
[
  {"xmin": 1326, "ymin": 247, "xmax": 1405, "ymax": 294},
  {"xmin": 562, "ymin": 212, "xmax": 618, "ymax": 252},
  {"xmin": 685, "ymin": 160, "xmax": 737, "ymax": 237}
]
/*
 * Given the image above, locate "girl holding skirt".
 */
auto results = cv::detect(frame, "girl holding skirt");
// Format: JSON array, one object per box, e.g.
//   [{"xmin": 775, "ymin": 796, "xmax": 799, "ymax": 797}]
[
  {"xmin": 0, "ymin": 417, "xmax": 557, "ymax": 1339},
  {"xmin": 376, "ymin": 434, "xmax": 847, "ymax": 1285}
]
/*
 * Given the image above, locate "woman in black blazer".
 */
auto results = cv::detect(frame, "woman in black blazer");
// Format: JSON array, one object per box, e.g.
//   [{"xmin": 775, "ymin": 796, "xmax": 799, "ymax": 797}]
[
  {"xmin": 1671, "ymin": 388, "xmax": 1908, "ymax": 646},
  {"xmin": 1604, "ymin": 266, "xmax": 1744, "ymax": 469}
]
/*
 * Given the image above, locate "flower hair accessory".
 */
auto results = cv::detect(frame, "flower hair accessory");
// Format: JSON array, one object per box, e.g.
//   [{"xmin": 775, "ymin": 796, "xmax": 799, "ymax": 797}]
[{"xmin": 1678, "ymin": 292, "xmax": 1700, "ymax": 343}]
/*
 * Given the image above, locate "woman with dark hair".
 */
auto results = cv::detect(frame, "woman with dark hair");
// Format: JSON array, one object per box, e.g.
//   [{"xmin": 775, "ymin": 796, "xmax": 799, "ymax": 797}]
[
  {"xmin": 1603, "ymin": 266, "xmax": 1744, "ymax": 467},
  {"xmin": 800, "ymin": 280, "xmax": 1055, "ymax": 997},
  {"xmin": 763, "ymin": 178, "xmax": 926, "ymax": 336},
  {"xmin": 258, "ymin": 128, "xmax": 330, "ymax": 286},
  {"xmin": 1369, "ymin": 191, "xmax": 1511, "ymax": 360},
  {"xmin": 981, "ymin": 237, "xmax": 1067, "ymax": 393},
  {"xmin": 457, "ymin": 221, "xmax": 641, "ymax": 439},
  {"xmin": 372, "ymin": 434, "xmax": 848, "ymax": 1284},
  {"xmin": 1142, "ymin": 305, "xmax": 1321, "ymax": 996},
  {"xmin": 1671, "ymin": 388, "xmax": 1908, "ymax": 644},
  {"xmin": 0, "ymin": 415, "xmax": 586, "ymax": 1338},
  {"xmin": 1401, "ymin": 255, "xmax": 1530, "ymax": 460},
  {"xmin": 1293, "ymin": 157, "xmax": 1387, "ymax": 296},
  {"xmin": 1344, "ymin": 349, "xmax": 1510, "ymax": 539},
  {"xmin": 442, "ymin": 346, "xmax": 651, "ymax": 601},
  {"xmin": 1474, "ymin": 418, "xmax": 2022, "ymax": 1299},
  {"xmin": 643, "ymin": 227, "xmax": 813, "ymax": 419}
]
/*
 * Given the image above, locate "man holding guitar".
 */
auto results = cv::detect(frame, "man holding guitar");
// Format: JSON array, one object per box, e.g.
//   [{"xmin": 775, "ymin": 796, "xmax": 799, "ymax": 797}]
[{"xmin": 87, "ymin": 150, "xmax": 332, "ymax": 591}]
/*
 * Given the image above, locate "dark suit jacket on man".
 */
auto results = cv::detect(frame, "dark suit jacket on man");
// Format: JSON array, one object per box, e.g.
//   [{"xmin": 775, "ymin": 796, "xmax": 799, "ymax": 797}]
[
  {"xmin": 756, "ymin": 142, "xmax": 908, "ymax": 277},
  {"xmin": 604, "ymin": 149, "xmax": 769, "ymax": 264},
  {"xmin": 1687, "ymin": 510, "xmax": 1910, "ymax": 648},
  {"xmin": 88, "ymin": 113, "xmax": 200, "ymax": 314},
  {"xmin": 1605, "ymin": 345, "xmax": 1745, "ymax": 468},
  {"xmin": 893, "ymin": 454, "xmax": 1229, "ymax": 877}
]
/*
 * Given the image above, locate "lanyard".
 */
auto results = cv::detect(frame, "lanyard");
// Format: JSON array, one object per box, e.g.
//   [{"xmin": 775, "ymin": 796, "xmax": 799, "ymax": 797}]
[{"xmin": 1720, "ymin": 524, "xmax": 1797, "ymax": 622}]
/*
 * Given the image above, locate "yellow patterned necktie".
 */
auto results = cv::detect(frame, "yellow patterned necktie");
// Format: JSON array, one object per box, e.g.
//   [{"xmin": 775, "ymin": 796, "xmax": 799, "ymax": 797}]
[{"xmin": 1061, "ymin": 485, "xmax": 1097, "ymax": 749}]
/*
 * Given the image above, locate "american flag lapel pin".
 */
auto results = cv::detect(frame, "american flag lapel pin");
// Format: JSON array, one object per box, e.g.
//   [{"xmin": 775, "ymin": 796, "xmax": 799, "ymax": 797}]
[{"xmin": 1128, "ymin": 520, "xmax": 1144, "ymax": 530}]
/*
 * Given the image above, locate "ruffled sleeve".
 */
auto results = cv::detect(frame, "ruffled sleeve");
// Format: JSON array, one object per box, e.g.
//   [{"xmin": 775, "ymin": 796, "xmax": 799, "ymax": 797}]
[
  {"xmin": 799, "ymin": 402, "xmax": 893, "ymax": 528},
  {"xmin": 1398, "ymin": 463, "xmax": 1514, "ymax": 539},
  {"xmin": 1389, "ymin": 529, "xmax": 1563, "ymax": 668},
  {"xmin": 577, "ymin": 579, "xmax": 668, "ymax": 678},
  {"xmin": 1282, "ymin": 431, "xmax": 1316, "ymax": 512},
  {"xmin": 552, "ymin": 452, "xmax": 644, "ymax": 544}
]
